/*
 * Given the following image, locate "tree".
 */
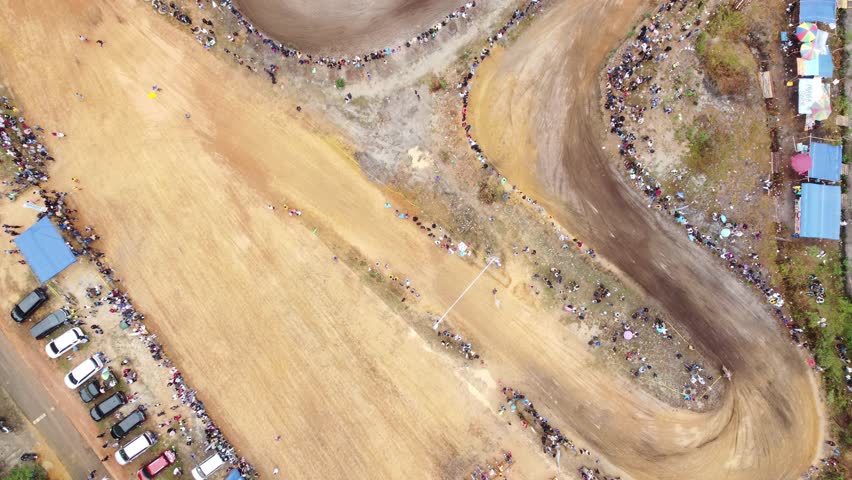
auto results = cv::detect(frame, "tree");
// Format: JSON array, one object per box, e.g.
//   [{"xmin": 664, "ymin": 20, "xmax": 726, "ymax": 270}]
[{"xmin": 3, "ymin": 464, "xmax": 47, "ymax": 480}]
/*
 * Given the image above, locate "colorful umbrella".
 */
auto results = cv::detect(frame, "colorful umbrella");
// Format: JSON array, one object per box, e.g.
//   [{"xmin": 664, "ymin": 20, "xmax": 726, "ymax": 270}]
[
  {"xmin": 800, "ymin": 42, "xmax": 817, "ymax": 60},
  {"xmin": 796, "ymin": 22, "xmax": 817, "ymax": 42},
  {"xmin": 811, "ymin": 97, "xmax": 832, "ymax": 121},
  {"xmin": 791, "ymin": 153, "xmax": 812, "ymax": 174}
]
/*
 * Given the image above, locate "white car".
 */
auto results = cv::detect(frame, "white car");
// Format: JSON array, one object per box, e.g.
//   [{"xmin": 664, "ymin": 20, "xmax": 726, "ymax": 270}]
[
  {"xmin": 115, "ymin": 431, "xmax": 157, "ymax": 465},
  {"xmin": 45, "ymin": 327, "xmax": 87, "ymax": 359},
  {"xmin": 64, "ymin": 355, "xmax": 103, "ymax": 389}
]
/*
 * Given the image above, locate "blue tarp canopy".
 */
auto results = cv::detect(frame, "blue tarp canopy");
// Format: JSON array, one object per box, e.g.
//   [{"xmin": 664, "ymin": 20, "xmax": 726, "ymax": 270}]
[
  {"xmin": 800, "ymin": 183, "xmax": 841, "ymax": 240},
  {"xmin": 818, "ymin": 52, "xmax": 834, "ymax": 78},
  {"xmin": 225, "ymin": 470, "xmax": 244, "ymax": 480},
  {"xmin": 800, "ymin": 0, "xmax": 836, "ymax": 24},
  {"xmin": 13, "ymin": 217, "xmax": 76, "ymax": 282},
  {"xmin": 809, "ymin": 142, "xmax": 842, "ymax": 181}
]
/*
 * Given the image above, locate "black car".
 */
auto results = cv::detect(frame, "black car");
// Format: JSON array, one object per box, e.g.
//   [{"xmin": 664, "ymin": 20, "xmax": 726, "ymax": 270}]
[
  {"xmin": 30, "ymin": 309, "xmax": 69, "ymax": 339},
  {"xmin": 11, "ymin": 289, "xmax": 47, "ymax": 323},
  {"xmin": 110, "ymin": 408, "xmax": 146, "ymax": 440},
  {"xmin": 79, "ymin": 380, "xmax": 104, "ymax": 403},
  {"xmin": 90, "ymin": 392, "xmax": 126, "ymax": 421}
]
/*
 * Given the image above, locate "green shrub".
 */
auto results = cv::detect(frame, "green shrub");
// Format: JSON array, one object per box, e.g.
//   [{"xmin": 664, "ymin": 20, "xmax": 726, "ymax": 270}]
[
  {"xmin": 695, "ymin": 32, "xmax": 707, "ymax": 55},
  {"xmin": 837, "ymin": 95, "xmax": 850, "ymax": 116},
  {"xmin": 818, "ymin": 470, "xmax": 845, "ymax": 480},
  {"xmin": 687, "ymin": 127, "xmax": 712, "ymax": 159},
  {"xmin": 3, "ymin": 464, "xmax": 47, "ymax": 480},
  {"xmin": 335, "ymin": 78, "xmax": 345, "ymax": 90}
]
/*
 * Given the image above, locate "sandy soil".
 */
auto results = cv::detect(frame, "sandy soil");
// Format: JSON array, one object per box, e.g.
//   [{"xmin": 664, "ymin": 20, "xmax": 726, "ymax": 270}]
[
  {"xmin": 468, "ymin": 0, "xmax": 824, "ymax": 478},
  {"xmin": 0, "ymin": 1, "xmax": 825, "ymax": 480},
  {"xmin": 0, "ymin": 1, "xmax": 571, "ymax": 478},
  {"xmin": 236, "ymin": 0, "xmax": 472, "ymax": 53}
]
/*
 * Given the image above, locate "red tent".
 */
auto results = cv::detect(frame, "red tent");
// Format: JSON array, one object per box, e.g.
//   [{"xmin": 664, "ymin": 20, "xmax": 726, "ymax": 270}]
[{"xmin": 791, "ymin": 153, "xmax": 812, "ymax": 174}]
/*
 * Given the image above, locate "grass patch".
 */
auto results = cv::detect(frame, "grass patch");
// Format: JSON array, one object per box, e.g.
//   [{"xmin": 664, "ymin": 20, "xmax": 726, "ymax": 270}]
[
  {"xmin": 686, "ymin": 126, "xmax": 712, "ymax": 160},
  {"xmin": 697, "ymin": 6, "xmax": 755, "ymax": 96},
  {"xmin": 699, "ymin": 40, "xmax": 755, "ymax": 95},
  {"xmin": 680, "ymin": 116, "xmax": 719, "ymax": 174},
  {"xmin": 705, "ymin": 6, "xmax": 746, "ymax": 39},
  {"xmin": 695, "ymin": 32, "xmax": 707, "ymax": 56},
  {"xmin": 837, "ymin": 95, "xmax": 850, "ymax": 116},
  {"xmin": 778, "ymin": 242, "xmax": 852, "ymax": 420},
  {"xmin": 677, "ymin": 106, "xmax": 768, "ymax": 182}
]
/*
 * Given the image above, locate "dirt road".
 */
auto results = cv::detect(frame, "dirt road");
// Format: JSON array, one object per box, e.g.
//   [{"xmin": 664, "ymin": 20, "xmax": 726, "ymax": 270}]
[
  {"xmin": 469, "ymin": 0, "xmax": 824, "ymax": 478},
  {"xmin": 0, "ymin": 332, "xmax": 97, "ymax": 480},
  {"xmin": 0, "ymin": 0, "xmax": 824, "ymax": 479}
]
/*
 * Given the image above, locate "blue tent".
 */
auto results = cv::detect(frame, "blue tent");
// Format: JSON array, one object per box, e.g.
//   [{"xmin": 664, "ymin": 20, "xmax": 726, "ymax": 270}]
[
  {"xmin": 799, "ymin": 183, "xmax": 841, "ymax": 240},
  {"xmin": 797, "ymin": 54, "xmax": 834, "ymax": 78},
  {"xmin": 13, "ymin": 217, "xmax": 76, "ymax": 282},
  {"xmin": 809, "ymin": 142, "xmax": 842, "ymax": 182},
  {"xmin": 225, "ymin": 470, "xmax": 244, "ymax": 480},
  {"xmin": 817, "ymin": 52, "xmax": 834, "ymax": 78},
  {"xmin": 800, "ymin": 0, "xmax": 836, "ymax": 24}
]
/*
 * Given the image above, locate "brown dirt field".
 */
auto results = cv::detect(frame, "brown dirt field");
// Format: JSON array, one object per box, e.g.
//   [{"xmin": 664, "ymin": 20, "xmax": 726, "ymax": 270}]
[
  {"xmin": 0, "ymin": 1, "xmax": 826, "ymax": 480},
  {"xmin": 0, "ymin": 1, "xmax": 597, "ymax": 478},
  {"xmin": 236, "ymin": 0, "xmax": 470, "ymax": 53},
  {"xmin": 468, "ymin": 0, "xmax": 824, "ymax": 478}
]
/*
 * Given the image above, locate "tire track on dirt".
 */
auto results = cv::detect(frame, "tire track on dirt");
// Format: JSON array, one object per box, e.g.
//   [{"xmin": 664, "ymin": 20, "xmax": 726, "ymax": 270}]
[{"xmin": 465, "ymin": 0, "xmax": 824, "ymax": 478}]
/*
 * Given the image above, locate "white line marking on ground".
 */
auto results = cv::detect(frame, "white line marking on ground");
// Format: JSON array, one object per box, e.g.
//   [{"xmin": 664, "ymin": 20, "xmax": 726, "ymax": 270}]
[{"xmin": 32, "ymin": 413, "xmax": 46, "ymax": 424}]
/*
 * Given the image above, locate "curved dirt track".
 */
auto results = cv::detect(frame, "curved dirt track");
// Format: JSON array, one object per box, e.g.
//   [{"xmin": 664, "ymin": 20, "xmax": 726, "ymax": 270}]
[
  {"xmin": 469, "ymin": 0, "xmax": 823, "ymax": 478},
  {"xmin": 236, "ymin": 0, "xmax": 467, "ymax": 52}
]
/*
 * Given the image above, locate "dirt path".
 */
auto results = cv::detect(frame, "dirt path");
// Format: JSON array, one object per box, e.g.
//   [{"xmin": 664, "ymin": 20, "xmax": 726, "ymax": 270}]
[{"xmin": 468, "ymin": 0, "xmax": 824, "ymax": 478}]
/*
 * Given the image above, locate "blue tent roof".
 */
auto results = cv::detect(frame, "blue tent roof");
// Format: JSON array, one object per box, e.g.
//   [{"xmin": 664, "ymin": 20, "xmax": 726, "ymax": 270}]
[
  {"xmin": 800, "ymin": 183, "xmax": 841, "ymax": 240},
  {"xmin": 797, "ymin": 54, "xmax": 834, "ymax": 78},
  {"xmin": 818, "ymin": 52, "xmax": 834, "ymax": 78},
  {"xmin": 13, "ymin": 217, "xmax": 76, "ymax": 282},
  {"xmin": 810, "ymin": 142, "xmax": 842, "ymax": 182},
  {"xmin": 225, "ymin": 470, "xmax": 244, "ymax": 480},
  {"xmin": 800, "ymin": 0, "xmax": 836, "ymax": 24}
]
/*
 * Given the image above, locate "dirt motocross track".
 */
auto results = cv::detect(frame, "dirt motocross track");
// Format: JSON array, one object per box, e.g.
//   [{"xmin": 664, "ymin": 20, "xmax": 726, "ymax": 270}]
[
  {"xmin": 469, "ymin": 0, "xmax": 823, "ymax": 478},
  {"xmin": 235, "ymin": 0, "xmax": 469, "ymax": 52},
  {"xmin": 0, "ymin": 0, "xmax": 824, "ymax": 478}
]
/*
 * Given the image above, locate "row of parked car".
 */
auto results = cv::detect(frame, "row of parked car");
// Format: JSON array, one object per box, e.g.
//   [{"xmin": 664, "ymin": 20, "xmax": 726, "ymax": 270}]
[{"xmin": 11, "ymin": 288, "xmax": 229, "ymax": 479}]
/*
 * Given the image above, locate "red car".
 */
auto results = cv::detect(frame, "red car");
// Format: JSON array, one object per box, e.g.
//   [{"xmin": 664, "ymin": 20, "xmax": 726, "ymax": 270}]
[{"xmin": 137, "ymin": 450, "xmax": 177, "ymax": 480}]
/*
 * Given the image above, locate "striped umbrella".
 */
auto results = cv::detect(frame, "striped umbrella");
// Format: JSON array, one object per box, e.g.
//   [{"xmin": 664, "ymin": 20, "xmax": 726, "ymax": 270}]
[
  {"xmin": 796, "ymin": 22, "xmax": 817, "ymax": 42},
  {"xmin": 800, "ymin": 41, "xmax": 817, "ymax": 60}
]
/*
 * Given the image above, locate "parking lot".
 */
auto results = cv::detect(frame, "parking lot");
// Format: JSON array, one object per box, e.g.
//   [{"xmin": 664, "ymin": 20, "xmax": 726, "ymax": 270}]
[{"xmin": 0, "ymin": 196, "xmax": 236, "ymax": 480}]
